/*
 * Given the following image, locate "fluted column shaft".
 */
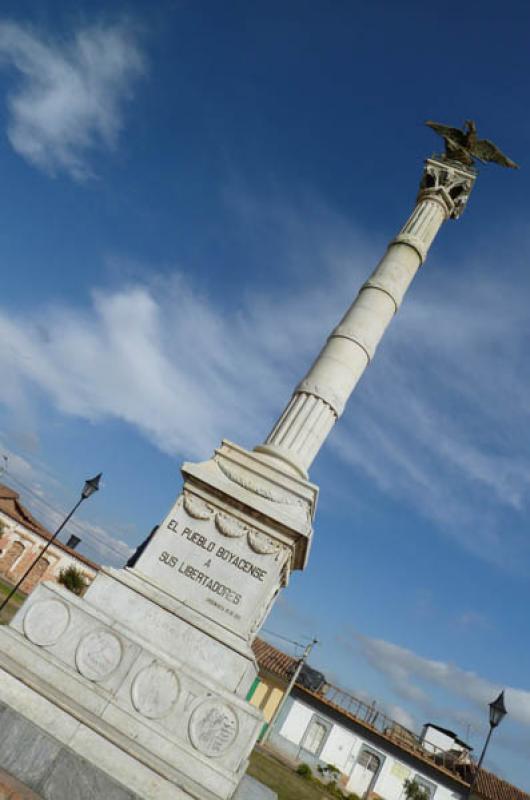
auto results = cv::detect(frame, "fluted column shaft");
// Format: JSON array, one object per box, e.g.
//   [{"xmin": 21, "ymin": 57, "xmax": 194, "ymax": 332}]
[{"xmin": 255, "ymin": 157, "xmax": 476, "ymax": 477}]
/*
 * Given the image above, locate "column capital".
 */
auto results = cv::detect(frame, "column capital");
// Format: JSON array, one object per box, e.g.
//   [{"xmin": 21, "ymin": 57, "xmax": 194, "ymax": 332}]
[
  {"xmin": 418, "ymin": 156, "xmax": 477, "ymax": 220},
  {"xmin": 393, "ymin": 157, "xmax": 477, "ymax": 262}
]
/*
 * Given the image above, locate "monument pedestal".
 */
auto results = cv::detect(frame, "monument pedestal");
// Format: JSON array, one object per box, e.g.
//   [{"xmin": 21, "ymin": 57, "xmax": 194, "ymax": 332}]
[{"xmin": 0, "ymin": 441, "xmax": 316, "ymax": 799}]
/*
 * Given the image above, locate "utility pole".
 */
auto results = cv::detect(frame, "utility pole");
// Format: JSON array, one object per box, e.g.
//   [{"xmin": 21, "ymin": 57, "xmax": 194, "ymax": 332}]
[{"xmin": 261, "ymin": 638, "xmax": 318, "ymax": 745}]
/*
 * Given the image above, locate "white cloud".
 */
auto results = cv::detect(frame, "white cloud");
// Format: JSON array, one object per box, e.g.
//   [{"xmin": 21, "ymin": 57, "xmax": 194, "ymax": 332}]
[
  {"xmin": 0, "ymin": 20, "xmax": 144, "ymax": 178},
  {"xmin": 349, "ymin": 630, "xmax": 530, "ymax": 731},
  {"xmin": 1, "ymin": 196, "xmax": 530, "ymax": 569},
  {"xmin": 0, "ymin": 280, "xmax": 293, "ymax": 459},
  {"xmin": 330, "ymin": 257, "xmax": 530, "ymax": 566},
  {"xmin": 0, "ymin": 440, "xmax": 131, "ymax": 567}
]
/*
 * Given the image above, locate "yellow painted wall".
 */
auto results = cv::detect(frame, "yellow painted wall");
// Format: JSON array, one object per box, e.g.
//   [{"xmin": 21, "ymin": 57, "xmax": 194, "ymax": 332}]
[
  {"xmin": 249, "ymin": 677, "xmax": 286, "ymax": 723},
  {"xmin": 262, "ymin": 687, "xmax": 283, "ymax": 722},
  {"xmin": 250, "ymin": 681, "xmax": 269, "ymax": 709}
]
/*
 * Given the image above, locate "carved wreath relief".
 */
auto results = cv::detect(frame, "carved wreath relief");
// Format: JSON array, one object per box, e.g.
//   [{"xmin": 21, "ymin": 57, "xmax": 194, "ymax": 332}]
[
  {"xmin": 131, "ymin": 662, "xmax": 180, "ymax": 719},
  {"xmin": 189, "ymin": 699, "xmax": 239, "ymax": 758},
  {"xmin": 183, "ymin": 492, "xmax": 283, "ymax": 559},
  {"xmin": 23, "ymin": 599, "xmax": 70, "ymax": 647},
  {"xmin": 75, "ymin": 630, "xmax": 123, "ymax": 681}
]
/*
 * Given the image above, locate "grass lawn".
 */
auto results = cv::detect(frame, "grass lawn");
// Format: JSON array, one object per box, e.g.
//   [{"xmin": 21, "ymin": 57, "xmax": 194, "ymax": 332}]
[
  {"xmin": 0, "ymin": 577, "xmax": 26, "ymax": 625},
  {"xmin": 248, "ymin": 748, "xmax": 341, "ymax": 800}
]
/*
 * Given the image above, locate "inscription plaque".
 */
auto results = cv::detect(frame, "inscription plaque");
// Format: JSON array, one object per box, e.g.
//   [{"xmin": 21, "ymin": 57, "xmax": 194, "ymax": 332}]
[
  {"xmin": 135, "ymin": 495, "xmax": 288, "ymax": 637},
  {"xmin": 189, "ymin": 699, "xmax": 239, "ymax": 758}
]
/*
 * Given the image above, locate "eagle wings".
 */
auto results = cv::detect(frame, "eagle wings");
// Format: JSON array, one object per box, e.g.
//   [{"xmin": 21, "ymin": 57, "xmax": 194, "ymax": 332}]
[{"xmin": 426, "ymin": 120, "xmax": 518, "ymax": 169}]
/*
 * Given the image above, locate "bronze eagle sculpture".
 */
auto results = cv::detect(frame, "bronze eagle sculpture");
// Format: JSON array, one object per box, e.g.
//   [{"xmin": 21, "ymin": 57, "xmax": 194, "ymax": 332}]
[{"xmin": 426, "ymin": 120, "xmax": 518, "ymax": 169}]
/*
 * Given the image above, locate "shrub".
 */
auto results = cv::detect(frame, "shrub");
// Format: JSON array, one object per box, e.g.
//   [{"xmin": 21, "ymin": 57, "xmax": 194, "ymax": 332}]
[
  {"xmin": 296, "ymin": 763, "xmax": 312, "ymax": 779},
  {"xmin": 317, "ymin": 763, "xmax": 341, "ymax": 779},
  {"xmin": 58, "ymin": 565, "xmax": 87, "ymax": 596},
  {"xmin": 403, "ymin": 778, "xmax": 429, "ymax": 800}
]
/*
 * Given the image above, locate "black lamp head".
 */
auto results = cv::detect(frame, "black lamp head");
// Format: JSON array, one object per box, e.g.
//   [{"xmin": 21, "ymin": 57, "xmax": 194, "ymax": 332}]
[
  {"xmin": 82, "ymin": 473, "xmax": 102, "ymax": 499},
  {"xmin": 489, "ymin": 690, "xmax": 507, "ymax": 729}
]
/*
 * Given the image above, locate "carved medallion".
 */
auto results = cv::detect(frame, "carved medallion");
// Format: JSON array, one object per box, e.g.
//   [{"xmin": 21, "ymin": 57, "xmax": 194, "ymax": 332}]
[
  {"xmin": 183, "ymin": 493, "xmax": 214, "ymax": 521},
  {"xmin": 75, "ymin": 630, "xmax": 122, "ymax": 681},
  {"xmin": 131, "ymin": 662, "xmax": 180, "ymax": 719},
  {"xmin": 189, "ymin": 699, "xmax": 239, "ymax": 758},
  {"xmin": 23, "ymin": 599, "xmax": 70, "ymax": 647}
]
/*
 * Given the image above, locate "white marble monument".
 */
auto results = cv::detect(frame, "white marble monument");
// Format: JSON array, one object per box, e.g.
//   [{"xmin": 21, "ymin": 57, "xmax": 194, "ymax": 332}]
[{"xmin": 0, "ymin": 152, "xmax": 477, "ymax": 800}]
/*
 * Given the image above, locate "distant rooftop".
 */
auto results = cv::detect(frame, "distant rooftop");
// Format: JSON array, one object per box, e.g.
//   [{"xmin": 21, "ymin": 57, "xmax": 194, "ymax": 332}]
[
  {"xmin": 423, "ymin": 722, "xmax": 473, "ymax": 751},
  {"xmin": 0, "ymin": 482, "xmax": 100, "ymax": 572}
]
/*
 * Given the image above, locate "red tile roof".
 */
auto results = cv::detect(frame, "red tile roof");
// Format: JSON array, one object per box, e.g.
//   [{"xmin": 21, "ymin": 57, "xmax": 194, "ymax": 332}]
[
  {"xmin": 460, "ymin": 765, "xmax": 530, "ymax": 800},
  {"xmin": 0, "ymin": 483, "xmax": 100, "ymax": 572},
  {"xmin": 253, "ymin": 637, "xmax": 299, "ymax": 680},
  {"xmin": 253, "ymin": 637, "xmax": 530, "ymax": 800},
  {"xmin": 0, "ymin": 484, "xmax": 51, "ymax": 538}
]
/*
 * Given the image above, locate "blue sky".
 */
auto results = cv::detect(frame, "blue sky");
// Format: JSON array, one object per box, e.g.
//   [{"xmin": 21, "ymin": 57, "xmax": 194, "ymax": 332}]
[{"xmin": 0, "ymin": 0, "xmax": 529, "ymax": 789}]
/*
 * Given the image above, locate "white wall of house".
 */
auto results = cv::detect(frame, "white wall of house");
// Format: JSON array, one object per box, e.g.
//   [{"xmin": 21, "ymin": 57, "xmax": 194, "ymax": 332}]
[
  {"xmin": 279, "ymin": 701, "xmax": 314, "ymax": 743},
  {"xmin": 320, "ymin": 725, "xmax": 357, "ymax": 773},
  {"xmin": 277, "ymin": 699, "xmax": 464, "ymax": 800}
]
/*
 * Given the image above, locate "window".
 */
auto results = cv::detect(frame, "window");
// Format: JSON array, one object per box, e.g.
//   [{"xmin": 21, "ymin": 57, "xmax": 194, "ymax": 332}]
[
  {"xmin": 358, "ymin": 749, "xmax": 381, "ymax": 773},
  {"xmin": 31, "ymin": 558, "xmax": 49, "ymax": 579},
  {"xmin": 302, "ymin": 717, "xmax": 328, "ymax": 755},
  {"xmin": 3, "ymin": 541, "xmax": 25, "ymax": 573},
  {"xmin": 414, "ymin": 776, "xmax": 436, "ymax": 799}
]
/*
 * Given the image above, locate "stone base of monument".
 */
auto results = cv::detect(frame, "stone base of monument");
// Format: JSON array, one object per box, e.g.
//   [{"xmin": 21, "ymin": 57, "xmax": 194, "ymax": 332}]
[
  {"xmin": 0, "ymin": 578, "xmax": 262, "ymax": 799},
  {"xmin": 0, "ymin": 700, "xmax": 276, "ymax": 800},
  {"xmin": 0, "ymin": 441, "xmax": 306, "ymax": 800}
]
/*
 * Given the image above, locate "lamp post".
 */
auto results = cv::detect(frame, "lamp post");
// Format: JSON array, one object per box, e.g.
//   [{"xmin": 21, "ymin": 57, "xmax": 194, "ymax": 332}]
[
  {"xmin": 0, "ymin": 474, "xmax": 102, "ymax": 614},
  {"xmin": 467, "ymin": 691, "xmax": 507, "ymax": 798}
]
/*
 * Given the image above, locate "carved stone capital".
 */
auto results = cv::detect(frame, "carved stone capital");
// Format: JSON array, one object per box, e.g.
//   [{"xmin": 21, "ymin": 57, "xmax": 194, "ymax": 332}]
[
  {"xmin": 417, "ymin": 156, "xmax": 476, "ymax": 220},
  {"xmin": 393, "ymin": 157, "xmax": 476, "ymax": 262}
]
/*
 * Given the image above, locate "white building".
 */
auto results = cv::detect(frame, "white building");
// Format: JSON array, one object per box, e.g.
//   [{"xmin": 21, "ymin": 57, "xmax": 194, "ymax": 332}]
[
  {"xmin": 253, "ymin": 639, "xmax": 528, "ymax": 800},
  {"xmin": 268, "ymin": 689, "xmax": 468, "ymax": 800}
]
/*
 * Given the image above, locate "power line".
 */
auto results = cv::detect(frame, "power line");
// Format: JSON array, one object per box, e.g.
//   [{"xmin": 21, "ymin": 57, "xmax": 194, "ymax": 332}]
[
  {"xmin": 2, "ymin": 469, "xmax": 132, "ymax": 561},
  {"xmin": 261, "ymin": 628, "xmax": 316, "ymax": 651}
]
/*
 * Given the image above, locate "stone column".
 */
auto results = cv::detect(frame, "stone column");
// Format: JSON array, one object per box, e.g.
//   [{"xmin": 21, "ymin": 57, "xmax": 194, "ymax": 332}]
[
  {"xmin": 0, "ymin": 155, "xmax": 476, "ymax": 800},
  {"xmin": 255, "ymin": 157, "xmax": 476, "ymax": 478}
]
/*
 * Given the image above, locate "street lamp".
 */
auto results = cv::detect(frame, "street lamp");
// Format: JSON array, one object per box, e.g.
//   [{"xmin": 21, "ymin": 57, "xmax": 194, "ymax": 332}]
[
  {"xmin": 467, "ymin": 691, "xmax": 507, "ymax": 798},
  {"xmin": 0, "ymin": 474, "xmax": 102, "ymax": 614}
]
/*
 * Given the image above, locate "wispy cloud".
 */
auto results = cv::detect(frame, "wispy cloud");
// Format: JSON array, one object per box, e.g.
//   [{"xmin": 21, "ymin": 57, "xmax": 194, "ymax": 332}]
[
  {"xmin": 0, "ymin": 194, "xmax": 530, "ymax": 569},
  {"xmin": 339, "ymin": 628, "xmax": 530, "ymax": 777},
  {"xmin": 0, "ymin": 20, "xmax": 145, "ymax": 179},
  {"xmin": 330, "ymin": 251, "xmax": 530, "ymax": 567},
  {"xmin": 0, "ymin": 440, "xmax": 131, "ymax": 566}
]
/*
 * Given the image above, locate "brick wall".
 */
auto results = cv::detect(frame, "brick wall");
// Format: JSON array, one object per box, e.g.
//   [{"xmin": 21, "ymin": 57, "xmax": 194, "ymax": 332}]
[{"xmin": 0, "ymin": 523, "xmax": 98, "ymax": 596}]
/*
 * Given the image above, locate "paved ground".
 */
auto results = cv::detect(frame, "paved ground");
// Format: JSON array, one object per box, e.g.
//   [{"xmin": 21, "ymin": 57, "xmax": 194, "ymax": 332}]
[{"xmin": 0, "ymin": 768, "xmax": 41, "ymax": 800}]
